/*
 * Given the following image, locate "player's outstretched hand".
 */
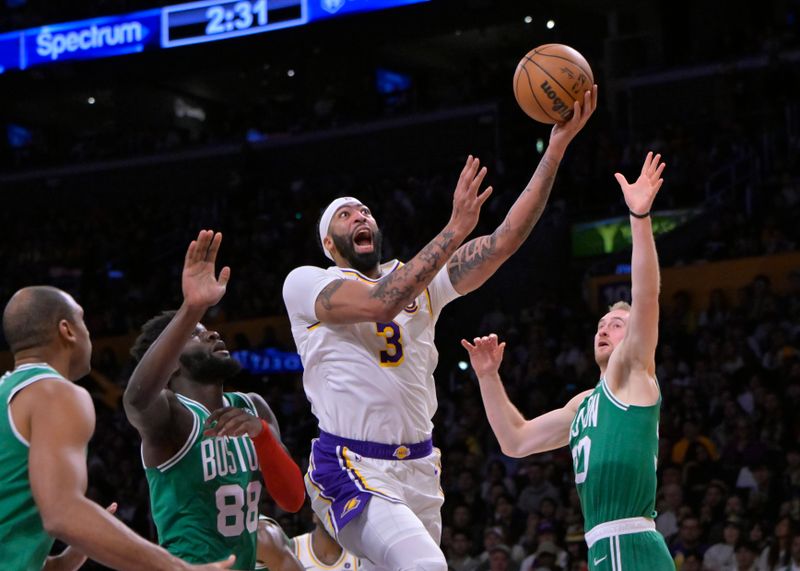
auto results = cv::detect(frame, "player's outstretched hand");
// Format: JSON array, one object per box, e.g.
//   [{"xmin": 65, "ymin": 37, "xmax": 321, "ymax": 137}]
[
  {"xmin": 182, "ymin": 229, "xmax": 231, "ymax": 310},
  {"xmin": 187, "ymin": 555, "xmax": 236, "ymax": 570},
  {"xmin": 449, "ymin": 155, "xmax": 493, "ymax": 237},
  {"xmin": 615, "ymin": 151, "xmax": 665, "ymax": 216},
  {"xmin": 550, "ymin": 84, "xmax": 598, "ymax": 151},
  {"xmin": 204, "ymin": 406, "xmax": 263, "ymax": 438},
  {"xmin": 461, "ymin": 333, "xmax": 506, "ymax": 379}
]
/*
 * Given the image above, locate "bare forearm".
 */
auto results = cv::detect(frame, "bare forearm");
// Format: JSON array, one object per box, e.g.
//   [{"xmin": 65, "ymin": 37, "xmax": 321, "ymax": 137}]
[
  {"xmin": 447, "ymin": 148, "xmax": 563, "ymax": 292},
  {"xmin": 47, "ymin": 499, "xmax": 183, "ymax": 571},
  {"xmin": 630, "ymin": 216, "xmax": 660, "ymax": 302},
  {"xmin": 125, "ymin": 302, "xmax": 205, "ymax": 409},
  {"xmin": 369, "ymin": 223, "xmax": 463, "ymax": 316},
  {"xmin": 503, "ymin": 146, "xmax": 564, "ymax": 247},
  {"xmin": 476, "ymin": 374, "xmax": 528, "ymax": 456}
]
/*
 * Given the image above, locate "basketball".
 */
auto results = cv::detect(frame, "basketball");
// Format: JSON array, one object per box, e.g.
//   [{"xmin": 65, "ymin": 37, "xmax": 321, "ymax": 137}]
[{"xmin": 513, "ymin": 44, "xmax": 594, "ymax": 124}]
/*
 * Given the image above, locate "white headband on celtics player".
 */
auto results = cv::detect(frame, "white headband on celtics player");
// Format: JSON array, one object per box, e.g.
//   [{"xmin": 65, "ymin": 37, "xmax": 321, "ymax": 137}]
[{"xmin": 318, "ymin": 196, "xmax": 364, "ymax": 261}]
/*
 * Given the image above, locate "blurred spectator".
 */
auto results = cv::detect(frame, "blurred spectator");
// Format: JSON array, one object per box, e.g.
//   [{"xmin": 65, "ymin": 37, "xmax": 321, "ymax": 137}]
[{"xmin": 704, "ymin": 519, "xmax": 742, "ymax": 571}]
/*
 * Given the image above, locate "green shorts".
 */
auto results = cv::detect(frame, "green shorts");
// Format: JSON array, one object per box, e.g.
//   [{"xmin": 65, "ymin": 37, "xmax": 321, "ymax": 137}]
[{"xmin": 588, "ymin": 530, "xmax": 673, "ymax": 570}]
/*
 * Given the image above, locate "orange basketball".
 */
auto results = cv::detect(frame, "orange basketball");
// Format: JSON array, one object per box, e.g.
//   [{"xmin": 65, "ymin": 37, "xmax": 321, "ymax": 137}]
[{"xmin": 513, "ymin": 44, "xmax": 594, "ymax": 124}]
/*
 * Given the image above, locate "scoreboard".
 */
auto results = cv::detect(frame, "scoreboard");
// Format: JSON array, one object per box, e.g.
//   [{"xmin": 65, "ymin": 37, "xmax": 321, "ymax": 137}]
[{"xmin": 0, "ymin": 0, "xmax": 426, "ymax": 72}]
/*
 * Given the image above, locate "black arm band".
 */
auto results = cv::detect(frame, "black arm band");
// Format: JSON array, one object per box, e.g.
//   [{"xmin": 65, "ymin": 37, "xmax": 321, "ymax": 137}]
[{"xmin": 629, "ymin": 209, "xmax": 650, "ymax": 219}]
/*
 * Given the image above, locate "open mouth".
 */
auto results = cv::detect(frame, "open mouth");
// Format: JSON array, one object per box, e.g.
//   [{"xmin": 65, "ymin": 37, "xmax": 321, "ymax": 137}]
[
  {"xmin": 597, "ymin": 341, "xmax": 610, "ymax": 349},
  {"xmin": 212, "ymin": 341, "xmax": 229, "ymax": 356},
  {"xmin": 353, "ymin": 226, "xmax": 374, "ymax": 253}
]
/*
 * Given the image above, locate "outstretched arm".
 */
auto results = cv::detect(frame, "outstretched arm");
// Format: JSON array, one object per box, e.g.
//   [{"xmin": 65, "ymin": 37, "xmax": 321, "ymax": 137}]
[
  {"xmin": 447, "ymin": 86, "xmax": 598, "ymax": 294},
  {"xmin": 42, "ymin": 504, "xmax": 118, "ymax": 571},
  {"xmin": 204, "ymin": 395, "xmax": 305, "ymax": 513},
  {"xmin": 312, "ymin": 156, "xmax": 492, "ymax": 324},
  {"xmin": 462, "ymin": 335, "xmax": 591, "ymax": 457},
  {"xmin": 28, "ymin": 380, "xmax": 234, "ymax": 571},
  {"xmin": 614, "ymin": 152, "xmax": 665, "ymax": 372},
  {"xmin": 124, "ymin": 230, "xmax": 230, "ymax": 433}
]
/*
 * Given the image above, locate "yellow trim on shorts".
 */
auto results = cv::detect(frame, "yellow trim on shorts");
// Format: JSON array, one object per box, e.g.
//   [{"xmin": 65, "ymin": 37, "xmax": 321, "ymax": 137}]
[{"xmin": 340, "ymin": 447, "xmax": 396, "ymax": 501}]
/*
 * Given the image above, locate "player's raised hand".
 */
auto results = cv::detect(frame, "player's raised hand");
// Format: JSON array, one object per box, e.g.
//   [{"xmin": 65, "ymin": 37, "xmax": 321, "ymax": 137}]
[
  {"xmin": 182, "ymin": 230, "xmax": 231, "ymax": 310},
  {"xmin": 204, "ymin": 406, "xmax": 263, "ymax": 438},
  {"xmin": 615, "ymin": 151, "xmax": 666, "ymax": 216},
  {"xmin": 461, "ymin": 334, "xmax": 506, "ymax": 379},
  {"xmin": 449, "ymin": 155, "xmax": 493, "ymax": 237},
  {"xmin": 550, "ymin": 84, "xmax": 598, "ymax": 151}
]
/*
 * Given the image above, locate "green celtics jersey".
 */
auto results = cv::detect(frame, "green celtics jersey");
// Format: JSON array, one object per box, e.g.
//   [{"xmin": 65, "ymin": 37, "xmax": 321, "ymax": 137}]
[
  {"xmin": 146, "ymin": 392, "xmax": 263, "ymax": 570},
  {"xmin": 569, "ymin": 378, "xmax": 660, "ymax": 531},
  {"xmin": 0, "ymin": 363, "xmax": 66, "ymax": 571}
]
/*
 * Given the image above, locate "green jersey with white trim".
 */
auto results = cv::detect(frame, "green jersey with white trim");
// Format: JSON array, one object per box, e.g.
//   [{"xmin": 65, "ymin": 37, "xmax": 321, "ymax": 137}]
[
  {"xmin": 145, "ymin": 392, "xmax": 262, "ymax": 570},
  {"xmin": 0, "ymin": 363, "xmax": 67, "ymax": 571},
  {"xmin": 568, "ymin": 378, "xmax": 660, "ymax": 531}
]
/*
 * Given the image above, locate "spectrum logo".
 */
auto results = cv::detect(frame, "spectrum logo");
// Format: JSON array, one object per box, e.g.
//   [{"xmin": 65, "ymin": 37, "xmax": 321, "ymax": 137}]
[{"xmin": 36, "ymin": 21, "xmax": 146, "ymax": 61}]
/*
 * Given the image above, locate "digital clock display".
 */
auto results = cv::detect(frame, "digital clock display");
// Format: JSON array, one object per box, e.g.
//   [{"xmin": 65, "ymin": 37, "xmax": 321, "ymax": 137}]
[
  {"xmin": 0, "ymin": 0, "xmax": 428, "ymax": 72},
  {"xmin": 163, "ymin": 0, "xmax": 305, "ymax": 47}
]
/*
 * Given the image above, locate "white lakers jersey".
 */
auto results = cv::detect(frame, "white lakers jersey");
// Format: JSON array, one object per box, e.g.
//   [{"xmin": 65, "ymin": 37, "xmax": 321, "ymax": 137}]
[
  {"xmin": 293, "ymin": 533, "xmax": 360, "ymax": 570},
  {"xmin": 282, "ymin": 260, "xmax": 460, "ymax": 443}
]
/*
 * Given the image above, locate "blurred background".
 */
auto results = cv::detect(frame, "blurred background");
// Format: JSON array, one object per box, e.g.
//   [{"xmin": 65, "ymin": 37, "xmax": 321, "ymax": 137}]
[{"xmin": 1, "ymin": 0, "xmax": 799, "ymax": 569}]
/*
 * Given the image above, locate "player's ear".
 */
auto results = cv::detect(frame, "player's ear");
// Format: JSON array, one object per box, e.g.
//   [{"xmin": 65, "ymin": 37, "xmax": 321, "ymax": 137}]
[
  {"xmin": 57, "ymin": 319, "xmax": 77, "ymax": 344},
  {"xmin": 323, "ymin": 235, "xmax": 335, "ymax": 257}
]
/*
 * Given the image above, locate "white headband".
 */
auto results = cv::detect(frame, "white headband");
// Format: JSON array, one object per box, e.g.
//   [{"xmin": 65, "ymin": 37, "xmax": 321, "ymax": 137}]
[{"xmin": 318, "ymin": 196, "xmax": 362, "ymax": 261}]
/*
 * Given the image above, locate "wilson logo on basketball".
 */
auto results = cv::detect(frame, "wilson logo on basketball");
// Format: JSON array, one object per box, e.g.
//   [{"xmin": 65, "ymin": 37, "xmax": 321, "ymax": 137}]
[{"xmin": 539, "ymin": 81, "xmax": 572, "ymax": 121}]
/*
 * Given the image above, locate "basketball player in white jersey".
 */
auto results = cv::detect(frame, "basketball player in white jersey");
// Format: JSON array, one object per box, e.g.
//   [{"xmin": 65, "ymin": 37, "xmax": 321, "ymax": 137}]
[
  {"xmin": 283, "ymin": 87, "xmax": 597, "ymax": 570},
  {"xmin": 292, "ymin": 515, "xmax": 361, "ymax": 571}
]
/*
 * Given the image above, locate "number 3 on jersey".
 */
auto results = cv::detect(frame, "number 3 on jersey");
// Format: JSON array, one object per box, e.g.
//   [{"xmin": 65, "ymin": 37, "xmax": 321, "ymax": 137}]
[
  {"xmin": 572, "ymin": 436, "xmax": 591, "ymax": 484},
  {"xmin": 375, "ymin": 321, "xmax": 404, "ymax": 366}
]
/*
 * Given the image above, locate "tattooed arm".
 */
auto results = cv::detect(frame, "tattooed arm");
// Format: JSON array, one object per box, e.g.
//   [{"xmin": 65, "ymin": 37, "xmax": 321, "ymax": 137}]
[
  {"xmin": 313, "ymin": 155, "xmax": 493, "ymax": 325},
  {"xmin": 447, "ymin": 86, "xmax": 598, "ymax": 295}
]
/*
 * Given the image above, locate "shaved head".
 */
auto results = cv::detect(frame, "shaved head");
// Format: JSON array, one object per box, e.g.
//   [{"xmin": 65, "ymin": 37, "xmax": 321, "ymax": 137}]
[{"xmin": 2, "ymin": 286, "xmax": 79, "ymax": 354}]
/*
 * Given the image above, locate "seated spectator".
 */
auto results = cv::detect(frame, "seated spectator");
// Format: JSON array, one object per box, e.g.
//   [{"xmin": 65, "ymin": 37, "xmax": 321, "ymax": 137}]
[
  {"xmin": 520, "ymin": 539, "xmax": 567, "ymax": 571},
  {"xmin": 777, "ymin": 534, "xmax": 800, "ymax": 571},
  {"xmin": 759, "ymin": 516, "xmax": 795, "ymax": 570},
  {"xmin": 448, "ymin": 531, "xmax": 480, "ymax": 571},
  {"xmin": 734, "ymin": 541, "xmax": 760, "ymax": 571},
  {"xmin": 517, "ymin": 463, "xmax": 561, "ymax": 515},
  {"xmin": 681, "ymin": 551, "xmax": 704, "ymax": 571},
  {"xmin": 704, "ymin": 519, "xmax": 742, "ymax": 571},
  {"xmin": 478, "ymin": 544, "xmax": 520, "ymax": 571},
  {"xmin": 481, "ymin": 460, "xmax": 518, "ymax": 502},
  {"xmin": 672, "ymin": 516, "xmax": 708, "ymax": 564},
  {"xmin": 477, "ymin": 527, "xmax": 525, "ymax": 568},
  {"xmin": 672, "ymin": 420, "xmax": 720, "ymax": 465}
]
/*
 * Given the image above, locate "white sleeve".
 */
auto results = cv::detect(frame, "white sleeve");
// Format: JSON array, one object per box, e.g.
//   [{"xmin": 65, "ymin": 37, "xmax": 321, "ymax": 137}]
[
  {"xmin": 282, "ymin": 266, "xmax": 338, "ymax": 325},
  {"xmin": 426, "ymin": 265, "xmax": 461, "ymax": 317}
]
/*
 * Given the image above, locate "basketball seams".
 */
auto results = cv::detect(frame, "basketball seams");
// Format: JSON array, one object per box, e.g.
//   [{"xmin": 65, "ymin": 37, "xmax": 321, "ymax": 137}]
[
  {"xmin": 530, "ymin": 49, "xmax": 594, "ymax": 85},
  {"xmin": 517, "ymin": 64, "xmax": 559, "ymax": 123},
  {"xmin": 513, "ymin": 44, "xmax": 593, "ymax": 124},
  {"xmin": 522, "ymin": 56, "xmax": 580, "ymax": 121}
]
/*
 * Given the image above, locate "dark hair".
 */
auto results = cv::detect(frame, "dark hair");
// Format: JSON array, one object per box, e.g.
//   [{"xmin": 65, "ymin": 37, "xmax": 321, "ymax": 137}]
[
  {"xmin": 2, "ymin": 286, "xmax": 77, "ymax": 353},
  {"xmin": 129, "ymin": 311, "xmax": 177, "ymax": 363},
  {"xmin": 735, "ymin": 540, "xmax": 758, "ymax": 554}
]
